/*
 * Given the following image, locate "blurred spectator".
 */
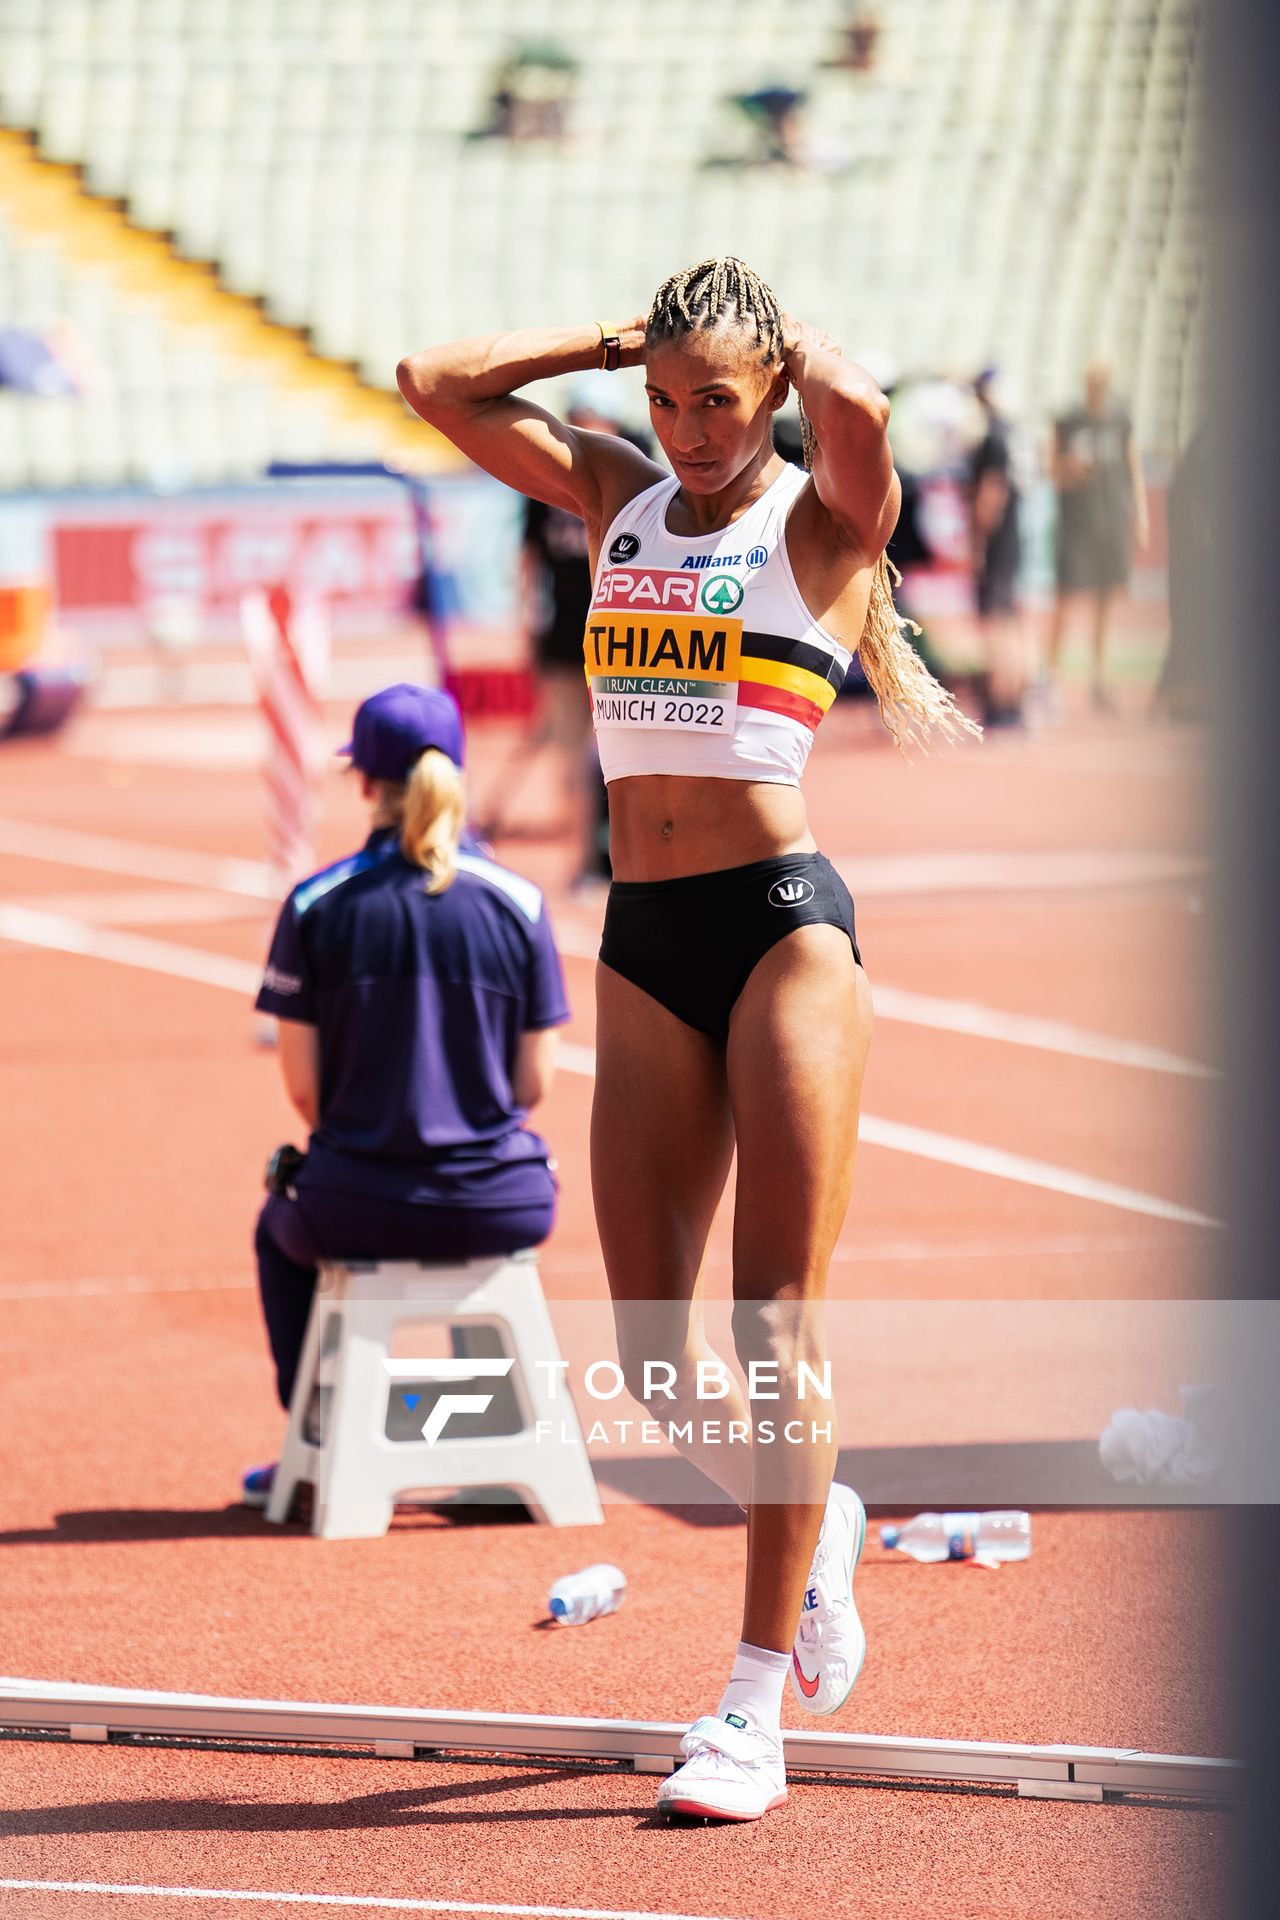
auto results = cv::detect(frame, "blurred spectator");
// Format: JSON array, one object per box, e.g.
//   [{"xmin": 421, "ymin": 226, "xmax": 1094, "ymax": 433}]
[
  {"xmin": 1154, "ymin": 426, "xmax": 1209, "ymax": 722},
  {"xmin": 734, "ymin": 86, "xmax": 809, "ymax": 166},
  {"xmin": 1046, "ymin": 359, "xmax": 1149, "ymax": 715},
  {"xmin": 830, "ymin": 9, "xmax": 882, "ymax": 73},
  {"xmin": 475, "ymin": 41, "xmax": 578, "ymax": 143},
  {"xmin": 880, "ymin": 369, "xmax": 989, "ymax": 708},
  {"xmin": 967, "ymin": 368, "xmax": 1027, "ymax": 728},
  {"xmin": 476, "ymin": 375, "xmax": 633, "ymax": 884},
  {"xmin": 714, "ymin": 85, "xmax": 850, "ymax": 172},
  {"xmin": 777, "ymin": 367, "xmax": 960, "ymax": 708}
]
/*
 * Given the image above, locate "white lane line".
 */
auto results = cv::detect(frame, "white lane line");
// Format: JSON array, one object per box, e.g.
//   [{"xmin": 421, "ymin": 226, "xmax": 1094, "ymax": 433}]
[
  {"xmin": 859, "ymin": 1115, "xmax": 1218, "ymax": 1228},
  {"xmin": 868, "ymin": 982, "xmax": 1213, "ymax": 1078},
  {"xmin": 0, "ymin": 821, "xmax": 1206, "ymax": 905},
  {"xmin": 14, "ymin": 888, "xmax": 266, "ymax": 929},
  {"xmin": 0, "ymin": 905, "xmax": 262, "ymax": 995},
  {"xmin": 0, "ymin": 817, "xmax": 277, "ymax": 898},
  {"xmin": 1, "ymin": 818, "xmax": 1214, "ymax": 1075},
  {"xmin": 834, "ymin": 848, "xmax": 1208, "ymax": 897},
  {"xmin": 551, "ymin": 924, "xmax": 1212, "ymax": 1078},
  {"xmin": 0, "ymin": 906, "xmax": 1217, "ymax": 1228},
  {"xmin": 0, "ymin": 1883, "xmax": 736, "ymax": 1920},
  {"xmin": 0, "ymin": 1272, "xmax": 255, "ymax": 1300}
]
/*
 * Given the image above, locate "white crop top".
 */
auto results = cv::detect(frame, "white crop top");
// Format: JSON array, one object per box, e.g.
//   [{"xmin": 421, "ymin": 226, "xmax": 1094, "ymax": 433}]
[{"xmin": 584, "ymin": 462, "xmax": 852, "ymax": 786}]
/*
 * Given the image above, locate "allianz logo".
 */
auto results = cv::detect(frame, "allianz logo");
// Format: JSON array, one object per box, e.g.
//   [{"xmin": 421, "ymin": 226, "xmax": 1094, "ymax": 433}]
[
  {"xmin": 680, "ymin": 545, "xmax": 768, "ymax": 571},
  {"xmin": 767, "ymin": 876, "xmax": 816, "ymax": 908}
]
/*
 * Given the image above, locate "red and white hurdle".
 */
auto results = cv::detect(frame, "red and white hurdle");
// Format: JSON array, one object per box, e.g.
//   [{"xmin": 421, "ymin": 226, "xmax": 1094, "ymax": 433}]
[{"xmin": 240, "ymin": 583, "xmax": 331, "ymax": 894}]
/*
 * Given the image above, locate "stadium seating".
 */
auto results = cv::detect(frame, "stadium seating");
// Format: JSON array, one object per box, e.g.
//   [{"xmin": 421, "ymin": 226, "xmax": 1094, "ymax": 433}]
[{"xmin": 0, "ymin": 0, "xmax": 1203, "ymax": 487}]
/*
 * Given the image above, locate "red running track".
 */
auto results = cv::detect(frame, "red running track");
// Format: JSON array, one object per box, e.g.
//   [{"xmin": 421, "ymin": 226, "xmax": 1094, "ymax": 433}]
[{"xmin": 0, "ymin": 669, "xmax": 1234, "ymax": 1920}]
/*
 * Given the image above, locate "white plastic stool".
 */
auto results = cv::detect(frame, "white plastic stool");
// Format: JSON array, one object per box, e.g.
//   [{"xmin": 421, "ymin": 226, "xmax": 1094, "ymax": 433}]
[{"xmin": 265, "ymin": 1251, "xmax": 603, "ymax": 1537}]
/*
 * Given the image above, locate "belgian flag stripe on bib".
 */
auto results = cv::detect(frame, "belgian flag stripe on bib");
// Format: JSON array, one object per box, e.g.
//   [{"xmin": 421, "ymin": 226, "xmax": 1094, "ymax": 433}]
[
  {"xmin": 738, "ymin": 628, "xmax": 846, "ymax": 725},
  {"xmin": 738, "ymin": 681, "xmax": 826, "ymax": 731},
  {"xmin": 740, "ymin": 629, "xmax": 848, "ymax": 688},
  {"xmin": 741, "ymin": 654, "xmax": 840, "ymax": 712}
]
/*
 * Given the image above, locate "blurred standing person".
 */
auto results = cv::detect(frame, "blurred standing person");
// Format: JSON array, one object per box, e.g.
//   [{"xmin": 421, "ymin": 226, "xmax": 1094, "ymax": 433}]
[
  {"xmin": 482, "ymin": 376, "xmax": 632, "ymax": 883},
  {"xmin": 968, "ymin": 369, "xmax": 1026, "ymax": 728},
  {"xmin": 1046, "ymin": 360, "xmax": 1149, "ymax": 715},
  {"xmin": 1153, "ymin": 425, "xmax": 1209, "ymax": 722}
]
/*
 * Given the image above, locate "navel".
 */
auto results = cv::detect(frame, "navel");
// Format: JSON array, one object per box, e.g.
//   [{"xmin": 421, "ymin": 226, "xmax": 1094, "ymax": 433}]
[{"xmin": 660, "ymin": 820, "xmax": 674, "ymax": 840}]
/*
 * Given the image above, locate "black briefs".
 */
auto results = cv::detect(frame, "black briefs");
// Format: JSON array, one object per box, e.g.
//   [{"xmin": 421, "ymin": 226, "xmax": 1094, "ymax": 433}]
[{"xmin": 599, "ymin": 851, "xmax": 863, "ymax": 1042}]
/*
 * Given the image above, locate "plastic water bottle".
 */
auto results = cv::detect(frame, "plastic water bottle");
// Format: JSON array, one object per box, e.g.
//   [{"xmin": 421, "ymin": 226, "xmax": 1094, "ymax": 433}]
[
  {"xmin": 879, "ymin": 1511, "xmax": 1031, "ymax": 1564},
  {"xmin": 547, "ymin": 1563, "xmax": 627, "ymax": 1625}
]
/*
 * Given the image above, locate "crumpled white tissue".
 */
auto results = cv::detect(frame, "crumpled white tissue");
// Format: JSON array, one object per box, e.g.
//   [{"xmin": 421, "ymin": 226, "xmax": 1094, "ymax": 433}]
[{"xmin": 1098, "ymin": 1384, "xmax": 1225, "ymax": 1488}]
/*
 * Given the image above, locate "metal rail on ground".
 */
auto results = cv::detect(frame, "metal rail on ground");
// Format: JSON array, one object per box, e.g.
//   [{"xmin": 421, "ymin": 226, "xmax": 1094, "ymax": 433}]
[{"xmin": 0, "ymin": 1677, "xmax": 1236, "ymax": 1803}]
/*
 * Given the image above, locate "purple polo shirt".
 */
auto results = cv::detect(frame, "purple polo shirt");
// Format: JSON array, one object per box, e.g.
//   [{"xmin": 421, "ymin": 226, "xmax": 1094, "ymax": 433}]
[{"xmin": 255, "ymin": 829, "xmax": 570, "ymax": 1207}]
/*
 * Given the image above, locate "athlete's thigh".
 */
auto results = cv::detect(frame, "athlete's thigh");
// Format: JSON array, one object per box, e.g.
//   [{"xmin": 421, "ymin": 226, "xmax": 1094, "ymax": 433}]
[
  {"xmin": 591, "ymin": 961, "xmax": 735, "ymax": 1304},
  {"xmin": 726, "ymin": 926, "xmax": 874, "ymax": 1301}
]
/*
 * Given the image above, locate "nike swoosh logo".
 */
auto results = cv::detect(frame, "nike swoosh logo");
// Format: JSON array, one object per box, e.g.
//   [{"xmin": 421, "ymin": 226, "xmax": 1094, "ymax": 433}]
[{"xmin": 792, "ymin": 1650, "xmax": 820, "ymax": 1699}]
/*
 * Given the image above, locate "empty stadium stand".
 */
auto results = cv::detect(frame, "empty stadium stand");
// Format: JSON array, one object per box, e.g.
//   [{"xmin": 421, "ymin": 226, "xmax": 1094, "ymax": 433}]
[{"xmin": 0, "ymin": 0, "xmax": 1203, "ymax": 488}]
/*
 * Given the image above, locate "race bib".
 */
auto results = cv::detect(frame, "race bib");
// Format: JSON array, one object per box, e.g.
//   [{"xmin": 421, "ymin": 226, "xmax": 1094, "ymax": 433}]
[{"xmin": 584, "ymin": 568, "xmax": 743, "ymax": 732}]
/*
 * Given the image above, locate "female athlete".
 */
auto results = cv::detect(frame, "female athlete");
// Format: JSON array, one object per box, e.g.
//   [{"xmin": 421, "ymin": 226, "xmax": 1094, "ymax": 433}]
[{"xmin": 398, "ymin": 257, "xmax": 977, "ymax": 1822}]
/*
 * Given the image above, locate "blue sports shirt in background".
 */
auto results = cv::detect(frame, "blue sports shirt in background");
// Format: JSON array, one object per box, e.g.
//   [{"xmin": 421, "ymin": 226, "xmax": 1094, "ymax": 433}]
[{"xmin": 255, "ymin": 827, "xmax": 570, "ymax": 1209}]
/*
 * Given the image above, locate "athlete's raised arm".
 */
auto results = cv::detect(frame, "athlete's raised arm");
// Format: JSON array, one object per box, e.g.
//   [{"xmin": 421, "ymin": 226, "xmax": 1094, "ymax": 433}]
[
  {"xmin": 781, "ymin": 317, "xmax": 900, "ymax": 560},
  {"xmin": 396, "ymin": 322, "xmax": 661, "ymax": 531}
]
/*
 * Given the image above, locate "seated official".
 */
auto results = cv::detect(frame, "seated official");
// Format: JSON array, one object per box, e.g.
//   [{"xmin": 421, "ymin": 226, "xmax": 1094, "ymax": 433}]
[{"xmin": 244, "ymin": 682, "xmax": 570, "ymax": 1506}]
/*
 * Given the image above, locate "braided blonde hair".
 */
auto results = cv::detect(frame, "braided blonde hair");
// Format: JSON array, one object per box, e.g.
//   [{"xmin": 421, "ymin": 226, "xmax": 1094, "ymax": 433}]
[{"xmin": 647, "ymin": 256, "xmax": 982, "ymax": 752}]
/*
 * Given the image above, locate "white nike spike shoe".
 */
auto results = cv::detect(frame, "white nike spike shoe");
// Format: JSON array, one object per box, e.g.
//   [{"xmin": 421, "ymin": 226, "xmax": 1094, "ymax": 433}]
[
  {"xmin": 790, "ymin": 1481, "xmax": 868, "ymax": 1715},
  {"xmin": 656, "ymin": 1715, "xmax": 788, "ymax": 1823}
]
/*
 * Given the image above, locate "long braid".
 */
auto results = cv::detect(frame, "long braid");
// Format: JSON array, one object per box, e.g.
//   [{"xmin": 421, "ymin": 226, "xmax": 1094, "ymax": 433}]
[{"xmin": 646, "ymin": 255, "xmax": 982, "ymax": 752}]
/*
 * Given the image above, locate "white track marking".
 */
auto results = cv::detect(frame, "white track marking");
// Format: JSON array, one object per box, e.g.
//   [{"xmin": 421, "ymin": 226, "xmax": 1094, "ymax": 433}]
[
  {"xmin": 89, "ymin": 644, "xmax": 428, "ymax": 713},
  {"xmin": 868, "ymin": 982, "xmax": 1213, "ymax": 1078},
  {"xmin": 67, "ymin": 713, "xmax": 268, "ymax": 771},
  {"xmin": 0, "ymin": 823, "xmax": 1204, "ymax": 905},
  {"xmin": 859, "ymin": 1115, "xmax": 1219, "ymax": 1228},
  {"xmin": 0, "ymin": 1272, "xmax": 255, "ymax": 1300},
  {"xmin": 556, "ymin": 1041, "xmax": 598, "ymax": 1077},
  {"xmin": 0, "ymin": 1884, "xmax": 734, "ymax": 1920},
  {"xmin": 0, "ymin": 906, "xmax": 261, "ymax": 994},
  {"xmin": 551, "ymin": 924, "xmax": 1213, "ymax": 1077},
  {"xmin": 15, "ymin": 888, "xmax": 265, "ymax": 928},
  {"xmin": 833, "ymin": 848, "xmax": 1208, "ymax": 897},
  {"xmin": 0, "ymin": 817, "xmax": 276, "ymax": 897},
  {"xmin": 1, "ymin": 817, "xmax": 1213, "ymax": 1074},
  {"xmin": 0, "ymin": 906, "xmax": 1217, "ymax": 1227}
]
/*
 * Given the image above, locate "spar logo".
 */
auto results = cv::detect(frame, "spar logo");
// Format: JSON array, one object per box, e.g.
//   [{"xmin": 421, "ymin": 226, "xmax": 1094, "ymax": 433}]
[
  {"xmin": 768, "ymin": 876, "xmax": 816, "ymax": 908},
  {"xmin": 384, "ymin": 1357, "xmax": 515, "ymax": 1445},
  {"xmin": 701, "ymin": 574, "xmax": 744, "ymax": 613},
  {"xmin": 594, "ymin": 568, "xmax": 700, "ymax": 610}
]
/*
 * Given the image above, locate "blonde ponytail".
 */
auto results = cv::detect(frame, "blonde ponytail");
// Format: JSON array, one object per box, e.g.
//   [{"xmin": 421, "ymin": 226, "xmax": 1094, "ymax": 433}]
[{"xmin": 377, "ymin": 749, "xmax": 465, "ymax": 892}]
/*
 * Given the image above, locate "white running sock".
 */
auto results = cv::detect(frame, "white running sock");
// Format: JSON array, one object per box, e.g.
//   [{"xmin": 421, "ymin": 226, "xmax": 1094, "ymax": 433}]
[{"xmin": 715, "ymin": 1640, "xmax": 790, "ymax": 1739}]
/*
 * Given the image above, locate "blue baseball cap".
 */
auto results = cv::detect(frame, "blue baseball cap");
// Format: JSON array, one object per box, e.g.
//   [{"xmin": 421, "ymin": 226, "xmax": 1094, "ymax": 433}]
[{"xmin": 338, "ymin": 683, "xmax": 465, "ymax": 780}]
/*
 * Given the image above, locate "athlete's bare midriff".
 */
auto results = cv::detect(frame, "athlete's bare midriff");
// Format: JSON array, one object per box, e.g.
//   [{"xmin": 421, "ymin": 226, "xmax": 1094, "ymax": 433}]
[{"xmin": 606, "ymin": 774, "xmax": 816, "ymax": 882}]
